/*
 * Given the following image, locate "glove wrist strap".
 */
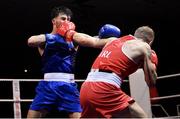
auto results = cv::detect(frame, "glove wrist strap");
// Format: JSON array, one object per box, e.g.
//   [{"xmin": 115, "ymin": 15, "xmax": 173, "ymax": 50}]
[{"xmin": 65, "ymin": 30, "xmax": 76, "ymax": 42}]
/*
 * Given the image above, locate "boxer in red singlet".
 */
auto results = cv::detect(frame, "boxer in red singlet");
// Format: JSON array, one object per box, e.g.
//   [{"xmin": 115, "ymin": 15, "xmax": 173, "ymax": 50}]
[{"xmin": 80, "ymin": 26, "xmax": 157, "ymax": 118}]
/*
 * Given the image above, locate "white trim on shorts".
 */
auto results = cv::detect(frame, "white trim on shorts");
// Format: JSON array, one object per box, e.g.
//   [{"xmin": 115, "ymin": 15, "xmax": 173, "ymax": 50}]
[
  {"xmin": 44, "ymin": 73, "xmax": 75, "ymax": 83},
  {"xmin": 86, "ymin": 71, "xmax": 122, "ymax": 88}
]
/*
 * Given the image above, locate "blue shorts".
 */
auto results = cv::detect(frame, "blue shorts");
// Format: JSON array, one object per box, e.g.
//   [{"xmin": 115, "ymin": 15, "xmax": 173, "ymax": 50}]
[{"xmin": 29, "ymin": 81, "xmax": 82, "ymax": 113}]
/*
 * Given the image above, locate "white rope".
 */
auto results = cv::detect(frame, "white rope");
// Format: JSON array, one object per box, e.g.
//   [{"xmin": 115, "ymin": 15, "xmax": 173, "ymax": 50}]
[
  {"xmin": 157, "ymin": 73, "xmax": 180, "ymax": 79},
  {"xmin": 0, "ymin": 79, "xmax": 41, "ymax": 81},
  {"xmin": 2, "ymin": 94, "xmax": 179, "ymax": 102},
  {"xmin": 0, "ymin": 79, "xmax": 84, "ymax": 82},
  {"xmin": 151, "ymin": 94, "xmax": 180, "ymax": 100},
  {"xmin": 0, "ymin": 72, "xmax": 179, "ymax": 118},
  {"xmin": 0, "ymin": 99, "xmax": 33, "ymax": 102},
  {"xmin": 0, "ymin": 72, "xmax": 180, "ymax": 82}
]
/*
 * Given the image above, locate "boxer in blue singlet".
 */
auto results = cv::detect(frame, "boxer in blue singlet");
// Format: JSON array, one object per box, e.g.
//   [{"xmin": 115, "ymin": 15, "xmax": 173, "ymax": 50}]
[{"xmin": 27, "ymin": 6, "xmax": 81, "ymax": 118}]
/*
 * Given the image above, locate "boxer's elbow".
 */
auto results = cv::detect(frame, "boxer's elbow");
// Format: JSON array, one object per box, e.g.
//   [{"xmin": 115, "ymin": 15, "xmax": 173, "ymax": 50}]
[
  {"xmin": 27, "ymin": 36, "xmax": 35, "ymax": 47},
  {"xmin": 27, "ymin": 36, "xmax": 42, "ymax": 47}
]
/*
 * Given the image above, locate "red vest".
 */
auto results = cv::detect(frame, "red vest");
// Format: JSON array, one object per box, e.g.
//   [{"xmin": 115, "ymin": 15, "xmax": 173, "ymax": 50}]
[{"xmin": 92, "ymin": 35, "xmax": 139, "ymax": 79}]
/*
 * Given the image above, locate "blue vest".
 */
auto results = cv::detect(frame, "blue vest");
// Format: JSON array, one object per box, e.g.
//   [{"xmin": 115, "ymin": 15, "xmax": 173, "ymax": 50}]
[{"xmin": 42, "ymin": 33, "xmax": 76, "ymax": 73}]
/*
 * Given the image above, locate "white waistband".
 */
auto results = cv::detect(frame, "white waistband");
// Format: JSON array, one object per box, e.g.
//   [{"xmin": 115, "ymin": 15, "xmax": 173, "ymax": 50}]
[
  {"xmin": 86, "ymin": 72, "xmax": 122, "ymax": 88},
  {"xmin": 44, "ymin": 73, "xmax": 75, "ymax": 83}
]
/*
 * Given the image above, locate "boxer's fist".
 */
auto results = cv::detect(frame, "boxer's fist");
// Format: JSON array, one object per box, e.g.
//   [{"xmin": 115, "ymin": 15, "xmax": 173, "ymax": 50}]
[
  {"xmin": 150, "ymin": 50, "xmax": 159, "ymax": 103},
  {"xmin": 57, "ymin": 21, "xmax": 76, "ymax": 42},
  {"xmin": 98, "ymin": 24, "xmax": 121, "ymax": 38},
  {"xmin": 150, "ymin": 86, "xmax": 159, "ymax": 103},
  {"xmin": 151, "ymin": 50, "xmax": 158, "ymax": 67}
]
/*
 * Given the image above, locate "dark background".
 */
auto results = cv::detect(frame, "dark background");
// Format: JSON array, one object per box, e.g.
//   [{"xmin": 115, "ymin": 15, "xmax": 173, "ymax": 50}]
[
  {"xmin": 0, "ymin": 0, "xmax": 180, "ymax": 78},
  {"xmin": 0, "ymin": 0, "xmax": 180, "ymax": 117}
]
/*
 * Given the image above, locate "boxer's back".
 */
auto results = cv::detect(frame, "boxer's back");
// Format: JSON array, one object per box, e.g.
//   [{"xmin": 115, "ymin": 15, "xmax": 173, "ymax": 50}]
[
  {"xmin": 92, "ymin": 35, "xmax": 142, "ymax": 79},
  {"xmin": 122, "ymin": 38, "xmax": 149, "ymax": 65}
]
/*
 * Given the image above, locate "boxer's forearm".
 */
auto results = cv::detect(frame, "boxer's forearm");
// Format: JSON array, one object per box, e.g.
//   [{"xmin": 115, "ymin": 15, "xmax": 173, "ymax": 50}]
[{"xmin": 73, "ymin": 32, "xmax": 114, "ymax": 48}]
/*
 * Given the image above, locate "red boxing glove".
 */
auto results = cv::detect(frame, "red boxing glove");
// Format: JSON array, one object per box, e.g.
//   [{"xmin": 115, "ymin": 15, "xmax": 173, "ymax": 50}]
[
  {"xmin": 149, "ymin": 86, "xmax": 159, "ymax": 103},
  {"xmin": 150, "ymin": 50, "xmax": 159, "ymax": 103},
  {"xmin": 57, "ymin": 21, "xmax": 76, "ymax": 42},
  {"xmin": 151, "ymin": 50, "xmax": 158, "ymax": 67}
]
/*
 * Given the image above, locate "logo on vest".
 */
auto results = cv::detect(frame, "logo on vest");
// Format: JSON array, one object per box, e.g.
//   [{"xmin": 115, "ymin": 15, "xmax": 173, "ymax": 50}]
[{"xmin": 99, "ymin": 50, "xmax": 111, "ymax": 58}]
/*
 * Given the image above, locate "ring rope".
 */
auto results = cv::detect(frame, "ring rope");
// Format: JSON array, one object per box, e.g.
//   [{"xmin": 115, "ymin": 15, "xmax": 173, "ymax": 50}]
[
  {"xmin": 0, "ymin": 72, "xmax": 180, "ymax": 118},
  {"xmin": 151, "ymin": 94, "xmax": 180, "ymax": 101},
  {"xmin": 0, "ymin": 72, "xmax": 180, "ymax": 82},
  {"xmin": 157, "ymin": 73, "xmax": 180, "ymax": 79}
]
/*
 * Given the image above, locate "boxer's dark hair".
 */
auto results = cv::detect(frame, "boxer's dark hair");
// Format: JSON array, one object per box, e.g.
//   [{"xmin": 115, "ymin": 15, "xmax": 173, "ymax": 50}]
[{"xmin": 51, "ymin": 6, "xmax": 73, "ymax": 20}]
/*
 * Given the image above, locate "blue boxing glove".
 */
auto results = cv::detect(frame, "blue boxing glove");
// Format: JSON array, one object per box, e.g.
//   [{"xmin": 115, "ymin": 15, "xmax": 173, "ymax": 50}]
[{"xmin": 98, "ymin": 24, "xmax": 121, "ymax": 38}]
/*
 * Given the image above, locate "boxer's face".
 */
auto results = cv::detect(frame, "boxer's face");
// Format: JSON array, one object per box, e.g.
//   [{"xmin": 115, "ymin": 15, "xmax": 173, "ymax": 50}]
[{"xmin": 52, "ymin": 13, "xmax": 71, "ymax": 28}]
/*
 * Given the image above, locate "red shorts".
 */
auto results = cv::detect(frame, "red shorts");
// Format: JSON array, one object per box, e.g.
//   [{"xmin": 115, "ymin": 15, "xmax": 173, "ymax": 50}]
[{"xmin": 80, "ymin": 81, "xmax": 134, "ymax": 118}]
